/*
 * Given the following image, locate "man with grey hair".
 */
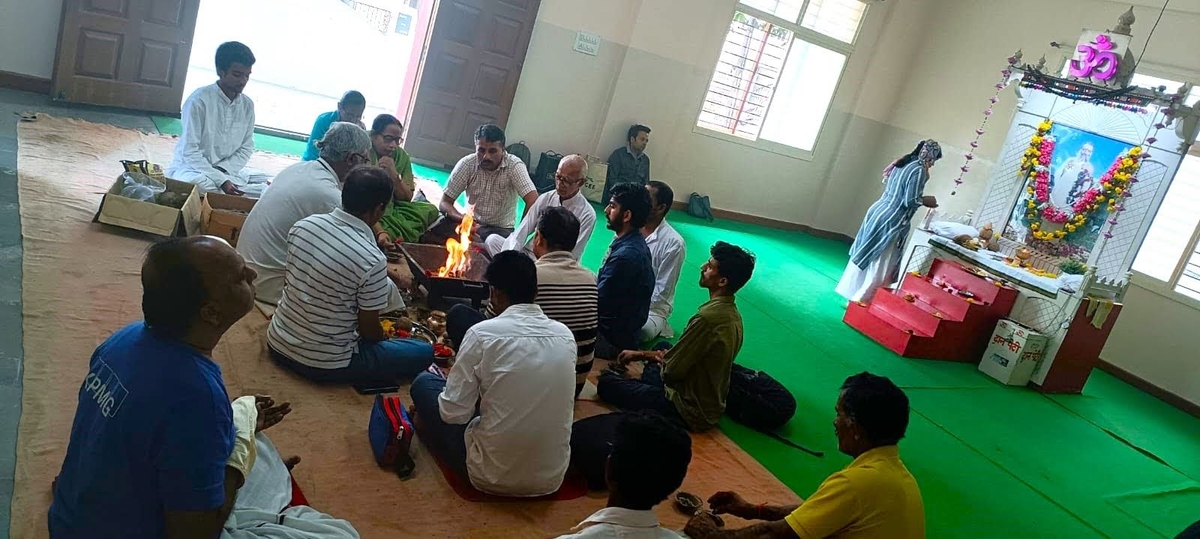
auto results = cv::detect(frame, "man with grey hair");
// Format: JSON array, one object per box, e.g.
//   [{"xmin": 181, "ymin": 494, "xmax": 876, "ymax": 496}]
[
  {"xmin": 484, "ymin": 154, "xmax": 596, "ymax": 260},
  {"xmin": 237, "ymin": 122, "xmax": 372, "ymax": 306}
]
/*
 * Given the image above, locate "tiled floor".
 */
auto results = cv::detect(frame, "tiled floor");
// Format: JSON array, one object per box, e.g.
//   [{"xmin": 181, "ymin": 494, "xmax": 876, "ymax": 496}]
[{"xmin": 0, "ymin": 88, "xmax": 158, "ymax": 537}]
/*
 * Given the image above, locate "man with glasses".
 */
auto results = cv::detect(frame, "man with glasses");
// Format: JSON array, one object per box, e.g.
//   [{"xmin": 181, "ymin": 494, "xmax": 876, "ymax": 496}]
[
  {"xmin": 237, "ymin": 122, "xmax": 372, "ymax": 307},
  {"xmin": 484, "ymin": 154, "xmax": 596, "ymax": 260}
]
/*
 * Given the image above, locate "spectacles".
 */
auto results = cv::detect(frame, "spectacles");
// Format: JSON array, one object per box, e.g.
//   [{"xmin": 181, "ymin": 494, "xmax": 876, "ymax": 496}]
[
  {"xmin": 350, "ymin": 152, "xmax": 369, "ymax": 164},
  {"xmin": 382, "ymin": 135, "xmax": 404, "ymax": 144},
  {"xmin": 556, "ymin": 174, "xmax": 586, "ymax": 186}
]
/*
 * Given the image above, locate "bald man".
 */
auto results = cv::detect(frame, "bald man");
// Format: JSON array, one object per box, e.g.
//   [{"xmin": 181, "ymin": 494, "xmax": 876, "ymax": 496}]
[
  {"xmin": 485, "ymin": 154, "xmax": 597, "ymax": 260},
  {"xmin": 51, "ymin": 236, "xmax": 291, "ymax": 539}
]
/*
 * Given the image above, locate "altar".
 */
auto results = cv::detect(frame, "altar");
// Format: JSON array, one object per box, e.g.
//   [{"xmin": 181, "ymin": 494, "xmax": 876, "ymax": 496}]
[{"xmin": 845, "ymin": 8, "xmax": 1200, "ymax": 393}]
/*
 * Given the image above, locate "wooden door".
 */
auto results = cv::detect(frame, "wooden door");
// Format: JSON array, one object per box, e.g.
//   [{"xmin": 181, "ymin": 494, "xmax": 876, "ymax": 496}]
[
  {"xmin": 404, "ymin": 0, "xmax": 540, "ymax": 167},
  {"xmin": 52, "ymin": 0, "xmax": 200, "ymax": 113}
]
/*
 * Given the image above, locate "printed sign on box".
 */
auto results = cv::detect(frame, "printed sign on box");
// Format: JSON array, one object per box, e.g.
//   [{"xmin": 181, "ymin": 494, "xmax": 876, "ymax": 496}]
[{"xmin": 979, "ymin": 318, "xmax": 1049, "ymax": 386}]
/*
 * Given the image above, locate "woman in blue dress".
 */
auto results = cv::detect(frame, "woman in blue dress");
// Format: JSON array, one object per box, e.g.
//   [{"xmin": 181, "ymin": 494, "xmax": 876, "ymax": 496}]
[
  {"xmin": 836, "ymin": 140, "xmax": 942, "ymax": 302},
  {"xmin": 301, "ymin": 91, "xmax": 366, "ymax": 161}
]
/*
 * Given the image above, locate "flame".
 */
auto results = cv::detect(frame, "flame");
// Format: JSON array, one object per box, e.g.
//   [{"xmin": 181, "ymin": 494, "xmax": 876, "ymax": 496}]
[{"xmin": 437, "ymin": 205, "xmax": 474, "ymax": 277}]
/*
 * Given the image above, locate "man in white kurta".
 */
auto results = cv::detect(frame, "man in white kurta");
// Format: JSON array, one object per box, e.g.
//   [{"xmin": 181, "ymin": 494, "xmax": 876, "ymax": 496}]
[
  {"xmin": 484, "ymin": 154, "xmax": 596, "ymax": 260},
  {"xmin": 166, "ymin": 42, "xmax": 271, "ymax": 196},
  {"xmin": 640, "ymin": 182, "xmax": 686, "ymax": 341}
]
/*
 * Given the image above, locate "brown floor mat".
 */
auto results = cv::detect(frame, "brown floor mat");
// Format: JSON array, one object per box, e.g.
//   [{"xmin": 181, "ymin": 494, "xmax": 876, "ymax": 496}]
[{"xmin": 12, "ymin": 115, "xmax": 799, "ymax": 538}]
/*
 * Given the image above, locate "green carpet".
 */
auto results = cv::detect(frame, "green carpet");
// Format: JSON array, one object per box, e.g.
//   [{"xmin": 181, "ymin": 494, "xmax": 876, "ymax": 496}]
[
  {"xmin": 577, "ymin": 207, "xmax": 1200, "ymax": 538},
  {"xmin": 167, "ymin": 129, "xmax": 1200, "ymax": 538}
]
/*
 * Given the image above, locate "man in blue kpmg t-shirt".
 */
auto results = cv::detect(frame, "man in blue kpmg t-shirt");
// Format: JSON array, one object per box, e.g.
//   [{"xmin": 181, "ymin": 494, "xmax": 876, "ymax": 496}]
[{"xmin": 49, "ymin": 236, "xmax": 290, "ymax": 539}]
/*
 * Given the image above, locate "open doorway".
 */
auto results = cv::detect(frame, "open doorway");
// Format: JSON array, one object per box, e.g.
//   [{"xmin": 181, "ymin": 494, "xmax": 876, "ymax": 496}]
[{"xmin": 182, "ymin": 0, "xmax": 428, "ymax": 135}]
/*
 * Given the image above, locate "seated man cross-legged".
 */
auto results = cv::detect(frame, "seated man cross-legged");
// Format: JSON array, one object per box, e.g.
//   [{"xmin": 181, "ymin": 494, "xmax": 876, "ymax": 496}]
[
  {"xmin": 410, "ymin": 251, "xmax": 577, "ymax": 497},
  {"xmin": 640, "ymin": 181, "xmax": 686, "ymax": 342},
  {"xmin": 267, "ymin": 167, "xmax": 433, "ymax": 384},
  {"xmin": 684, "ymin": 373, "xmax": 925, "ymax": 539},
  {"xmin": 484, "ymin": 154, "xmax": 596, "ymax": 260},
  {"xmin": 442, "ymin": 207, "xmax": 598, "ymax": 398},
  {"xmin": 49, "ymin": 237, "xmax": 294, "ymax": 538},
  {"xmin": 598, "ymin": 241, "xmax": 755, "ymax": 432},
  {"xmin": 237, "ymin": 122, "xmax": 372, "ymax": 306},
  {"xmin": 431, "ymin": 124, "xmax": 538, "ymax": 243},
  {"xmin": 558, "ymin": 411, "xmax": 692, "ymax": 538},
  {"xmin": 165, "ymin": 42, "xmax": 271, "ymax": 197},
  {"xmin": 595, "ymin": 183, "xmax": 656, "ymax": 360}
]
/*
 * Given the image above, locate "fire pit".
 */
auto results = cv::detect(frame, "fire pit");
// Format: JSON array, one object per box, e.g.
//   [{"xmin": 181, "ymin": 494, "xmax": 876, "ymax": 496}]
[{"xmin": 398, "ymin": 243, "xmax": 490, "ymax": 310}]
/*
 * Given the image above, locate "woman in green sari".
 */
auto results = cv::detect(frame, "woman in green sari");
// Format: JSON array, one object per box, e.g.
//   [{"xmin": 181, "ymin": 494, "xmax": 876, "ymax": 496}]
[{"xmin": 368, "ymin": 114, "xmax": 439, "ymax": 243}]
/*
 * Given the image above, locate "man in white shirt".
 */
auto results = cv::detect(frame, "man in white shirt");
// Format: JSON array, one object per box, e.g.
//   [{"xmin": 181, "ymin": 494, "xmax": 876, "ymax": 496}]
[
  {"xmin": 484, "ymin": 154, "xmax": 596, "ymax": 259},
  {"xmin": 166, "ymin": 42, "xmax": 270, "ymax": 197},
  {"xmin": 558, "ymin": 411, "xmax": 692, "ymax": 538},
  {"xmin": 237, "ymin": 122, "xmax": 371, "ymax": 306},
  {"xmin": 434, "ymin": 124, "xmax": 538, "ymax": 241},
  {"xmin": 409, "ymin": 251, "xmax": 577, "ymax": 496},
  {"xmin": 267, "ymin": 167, "xmax": 432, "ymax": 383},
  {"xmin": 640, "ymin": 181, "xmax": 686, "ymax": 341}
]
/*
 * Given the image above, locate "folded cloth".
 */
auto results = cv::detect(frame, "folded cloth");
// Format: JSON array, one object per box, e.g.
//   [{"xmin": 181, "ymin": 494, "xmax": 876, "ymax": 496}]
[
  {"xmin": 227, "ymin": 396, "xmax": 259, "ymax": 480},
  {"xmin": 379, "ymin": 201, "xmax": 440, "ymax": 243},
  {"xmin": 1087, "ymin": 298, "xmax": 1114, "ymax": 329}
]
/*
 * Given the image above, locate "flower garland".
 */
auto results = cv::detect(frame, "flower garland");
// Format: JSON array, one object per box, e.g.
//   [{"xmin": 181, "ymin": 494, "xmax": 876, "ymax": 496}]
[{"xmin": 1018, "ymin": 120, "xmax": 1145, "ymax": 242}]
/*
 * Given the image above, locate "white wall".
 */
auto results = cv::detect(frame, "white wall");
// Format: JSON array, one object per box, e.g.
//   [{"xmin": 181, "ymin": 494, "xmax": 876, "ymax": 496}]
[
  {"xmin": 508, "ymin": 0, "xmax": 942, "ymax": 233},
  {"xmin": 0, "ymin": 0, "xmax": 64, "ymax": 78}
]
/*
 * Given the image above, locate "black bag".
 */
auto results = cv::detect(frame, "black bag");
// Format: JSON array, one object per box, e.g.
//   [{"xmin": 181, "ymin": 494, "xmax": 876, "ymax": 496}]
[
  {"xmin": 687, "ymin": 192, "xmax": 714, "ymax": 221},
  {"xmin": 533, "ymin": 151, "xmax": 564, "ymax": 194},
  {"xmin": 506, "ymin": 141, "xmax": 532, "ymax": 172},
  {"xmin": 726, "ymin": 364, "xmax": 823, "ymax": 457}
]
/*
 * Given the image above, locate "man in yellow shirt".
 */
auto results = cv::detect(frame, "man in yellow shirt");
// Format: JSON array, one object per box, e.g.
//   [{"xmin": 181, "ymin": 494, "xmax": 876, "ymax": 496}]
[{"xmin": 684, "ymin": 372, "xmax": 924, "ymax": 539}]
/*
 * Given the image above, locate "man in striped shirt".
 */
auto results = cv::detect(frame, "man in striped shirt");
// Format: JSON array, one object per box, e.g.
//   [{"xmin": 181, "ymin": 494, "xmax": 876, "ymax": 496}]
[
  {"xmin": 267, "ymin": 167, "xmax": 433, "ymax": 383},
  {"xmin": 531, "ymin": 206, "xmax": 599, "ymax": 397}
]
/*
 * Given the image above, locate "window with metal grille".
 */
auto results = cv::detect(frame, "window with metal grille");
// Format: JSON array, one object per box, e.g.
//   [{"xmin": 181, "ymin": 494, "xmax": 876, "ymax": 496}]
[
  {"xmin": 1129, "ymin": 74, "xmax": 1200, "ymax": 303},
  {"xmin": 696, "ymin": 0, "xmax": 867, "ymax": 156}
]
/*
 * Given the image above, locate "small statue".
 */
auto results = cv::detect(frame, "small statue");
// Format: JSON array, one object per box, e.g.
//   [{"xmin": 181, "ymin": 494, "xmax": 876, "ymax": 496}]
[
  {"xmin": 1111, "ymin": 7, "xmax": 1135, "ymax": 36},
  {"xmin": 426, "ymin": 310, "xmax": 447, "ymax": 339},
  {"xmin": 987, "ymin": 235, "xmax": 1001, "ymax": 252}
]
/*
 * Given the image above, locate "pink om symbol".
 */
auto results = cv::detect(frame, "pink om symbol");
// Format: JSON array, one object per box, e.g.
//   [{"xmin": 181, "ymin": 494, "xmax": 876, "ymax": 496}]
[{"xmin": 1069, "ymin": 34, "xmax": 1120, "ymax": 81}]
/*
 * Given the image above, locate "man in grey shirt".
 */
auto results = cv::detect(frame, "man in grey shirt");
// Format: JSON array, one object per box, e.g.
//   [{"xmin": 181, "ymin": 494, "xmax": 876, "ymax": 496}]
[{"xmin": 602, "ymin": 124, "xmax": 651, "ymax": 204}]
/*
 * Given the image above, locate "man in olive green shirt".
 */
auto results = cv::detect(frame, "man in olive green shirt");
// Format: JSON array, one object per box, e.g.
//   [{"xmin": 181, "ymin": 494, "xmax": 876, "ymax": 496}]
[{"xmin": 597, "ymin": 241, "xmax": 755, "ymax": 431}]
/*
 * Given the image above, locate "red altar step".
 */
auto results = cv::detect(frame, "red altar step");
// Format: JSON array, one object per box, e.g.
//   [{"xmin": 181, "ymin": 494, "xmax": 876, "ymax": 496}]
[{"xmin": 844, "ymin": 259, "xmax": 1019, "ymax": 362}]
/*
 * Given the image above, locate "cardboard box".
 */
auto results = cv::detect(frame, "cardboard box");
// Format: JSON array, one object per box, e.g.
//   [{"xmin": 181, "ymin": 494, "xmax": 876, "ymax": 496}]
[
  {"xmin": 979, "ymin": 318, "xmax": 1049, "ymax": 386},
  {"xmin": 201, "ymin": 192, "xmax": 257, "ymax": 246},
  {"xmin": 95, "ymin": 176, "xmax": 202, "ymax": 237},
  {"xmin": 581, "ymin": 156, "xmax": 608, "ymax": 204}
]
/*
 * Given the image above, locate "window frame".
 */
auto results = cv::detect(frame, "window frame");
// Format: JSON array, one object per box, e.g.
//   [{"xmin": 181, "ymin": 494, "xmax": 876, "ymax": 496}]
[
  {"xmin": 1127, "ymin": 67, "xmax": 1200, "ymax": 311},
  {"xmin": 693, "ymin": 1, "xmax": 864, "ymax": 161}
]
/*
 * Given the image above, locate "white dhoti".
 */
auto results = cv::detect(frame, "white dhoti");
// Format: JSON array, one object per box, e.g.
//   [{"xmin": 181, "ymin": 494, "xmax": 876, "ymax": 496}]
[
  {"xmin": 483, "ymin": 234, "xmax": 535, "ymax": 260},
  {"xmin": 250, "ymin": 262, "xmax": 286, "ymax": 306},
  {"xmin": 639, "ymin": 312, "xmax": 673, "ymax": 342},
  {"xmin": 170, "ymin": 167, "xmax": 273, "ymax": 197},
  {"xmin": 835, "ymin": 242, "xmax": 901, "ymax": 303}
]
